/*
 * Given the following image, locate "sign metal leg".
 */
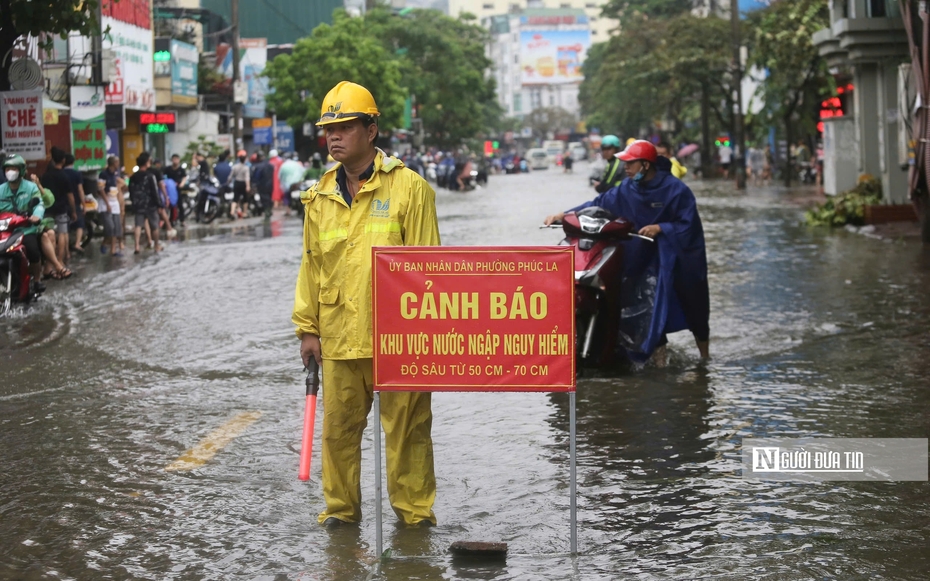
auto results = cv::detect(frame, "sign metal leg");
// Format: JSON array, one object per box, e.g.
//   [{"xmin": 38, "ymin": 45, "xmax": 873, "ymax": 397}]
[
  {"xmin": 374, "ymin": 392, "xmax": 383, "ymax": 559},
  {"xmin": 570, "ymin": 391, "xmax": 577, "ymax": 555}
]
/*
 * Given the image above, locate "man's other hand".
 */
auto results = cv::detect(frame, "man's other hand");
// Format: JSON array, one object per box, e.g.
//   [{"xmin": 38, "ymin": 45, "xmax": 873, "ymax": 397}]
[
  {"xmin": 543, "ymin": 212, "xmax": 565, "ymax": 226},
  {"xmin": 300, "ymin": 334, "xmax": 322, "ymax": 368}
]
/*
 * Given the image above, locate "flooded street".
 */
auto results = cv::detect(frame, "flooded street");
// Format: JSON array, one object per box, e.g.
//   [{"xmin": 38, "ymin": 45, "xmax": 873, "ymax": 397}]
[{"xmin": 2, "ymin": 163, "xmax": 929, "ymax": 580}]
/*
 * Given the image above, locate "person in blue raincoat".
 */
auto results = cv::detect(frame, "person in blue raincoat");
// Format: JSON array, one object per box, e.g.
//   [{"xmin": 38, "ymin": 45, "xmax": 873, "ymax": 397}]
[{"xmin": 544, "ymin": 139, "xmax": 709, "ymax": 362}]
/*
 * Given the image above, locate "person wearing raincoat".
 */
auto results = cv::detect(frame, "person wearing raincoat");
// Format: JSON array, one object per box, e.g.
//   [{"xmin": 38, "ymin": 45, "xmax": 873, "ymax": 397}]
[
  {"xmin": 293, "ymin": 81, "xmax": 440, "ymax": 528},
  {"xmin": 593, "ymin": 134, "xmax": 624, "ymax": 193},
  {"xmin": 544, "ymin": 140, "xmax": 709, "ymax": 363}
]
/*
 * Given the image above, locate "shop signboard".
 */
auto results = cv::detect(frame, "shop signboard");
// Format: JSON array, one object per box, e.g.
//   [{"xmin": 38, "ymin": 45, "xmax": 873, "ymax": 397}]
[
  {"xmin": 275, "ymin": 121, "xmax": 294, "ymax": 153},
  {"xmin": 1, "ymin": 90, "xmax": 45, "ymax": 161},
  {"xmin": 70, "ymin": 86, "xmax": 107, "ymax": 170},
  {"xmin": 170, "ymin": 39, "xmax": 198, "ymax": 105},
  {"xmin": 102, "ymin": 0, "xmax": 155, "ymax": 111}
]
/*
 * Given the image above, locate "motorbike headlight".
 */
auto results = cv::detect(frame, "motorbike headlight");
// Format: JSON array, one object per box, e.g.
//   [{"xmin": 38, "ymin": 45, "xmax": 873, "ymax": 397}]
[{"xmin": 0, "ymin": 218, "xmax": 10, "ymax": 231}]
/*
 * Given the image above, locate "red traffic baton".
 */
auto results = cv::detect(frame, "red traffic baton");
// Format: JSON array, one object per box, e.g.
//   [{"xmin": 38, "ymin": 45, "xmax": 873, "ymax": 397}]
[{"xmin": 298, "ymin": 359, "xmax": 321, "ymax": 481}]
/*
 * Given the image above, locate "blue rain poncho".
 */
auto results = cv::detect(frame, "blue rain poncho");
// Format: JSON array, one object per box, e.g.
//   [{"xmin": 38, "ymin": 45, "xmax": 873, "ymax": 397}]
[{"xmin": 567, "ymin": 168, "xmax": 709, "ymax": 360}]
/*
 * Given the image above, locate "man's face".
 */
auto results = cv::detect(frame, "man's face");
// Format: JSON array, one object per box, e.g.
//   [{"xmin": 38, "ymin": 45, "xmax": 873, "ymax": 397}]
[
  {"xmin": 624, "ymin": 159, "xmax": 648, "ymax": 179},
  {"xmin": 112, "ymin": 157, "xmax": 120, "ymax": 170},
  {"xmin": 600, "ymin": 147, "xmax": 617, "ymax": 161},
  {"xmin": 656, "ymin": 146, "xmax": 669, "ymax": 158},
  {"xmin": 326, "ymin": 118, "xmax": 375, "ymax": 164},
  {"xmin": 171, "ymin": 157, "xmax": 180, "ymax": 167}
]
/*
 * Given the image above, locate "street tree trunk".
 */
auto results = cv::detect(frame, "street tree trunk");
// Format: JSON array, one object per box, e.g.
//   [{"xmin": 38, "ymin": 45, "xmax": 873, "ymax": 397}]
[
  {"xmin": 784, "ymin": 113, "xmax": 793, "ymax": 187},
  {"xmin": 700, "ymin": 81, "xmax": 713, "ymax": 178}
]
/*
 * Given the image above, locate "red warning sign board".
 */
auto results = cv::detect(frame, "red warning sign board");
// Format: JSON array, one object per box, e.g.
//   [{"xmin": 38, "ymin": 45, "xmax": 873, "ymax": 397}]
[{"xmin": 373, "ymin": 246, "xmax": 575, "ymax": 392}]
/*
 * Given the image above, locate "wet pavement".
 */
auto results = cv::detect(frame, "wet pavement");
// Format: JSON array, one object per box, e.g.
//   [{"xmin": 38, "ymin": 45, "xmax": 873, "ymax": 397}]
[{"xmin": 2, "ymin": 163, "xmax": 929, "ymax": 580}]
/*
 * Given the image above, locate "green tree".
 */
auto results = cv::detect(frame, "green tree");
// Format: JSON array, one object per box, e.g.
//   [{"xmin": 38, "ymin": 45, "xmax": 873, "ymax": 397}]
[
  {"xmin": 0, "ymin": 0, "xmax": 104, "ymax": 91},
  {"xmin": 748, "ymin": 0, "xmax": 830, "ymax": 185},
  {"xmin": 579, "ymin": 12, "xmax": 734, "ymax": 173},
  {"xmin": 264, "ymin": 10, "xmax": 405, "ymax": 132},
  {"xmin": 366, "ymin": 8, "xmax": 501, "ymax": 147}
]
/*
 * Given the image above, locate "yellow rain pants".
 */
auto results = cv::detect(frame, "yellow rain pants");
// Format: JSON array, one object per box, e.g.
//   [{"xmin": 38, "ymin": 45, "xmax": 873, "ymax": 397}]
[{"xmin": 318, "ymin": 358, "xmax": 437, "ymax": 526}]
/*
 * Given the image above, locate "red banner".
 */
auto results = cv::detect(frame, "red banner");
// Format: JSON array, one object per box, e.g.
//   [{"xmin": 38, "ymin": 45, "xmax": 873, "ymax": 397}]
[{"xmin": 373, "ymin": 246, "xmax": 575, "ymax": 392}]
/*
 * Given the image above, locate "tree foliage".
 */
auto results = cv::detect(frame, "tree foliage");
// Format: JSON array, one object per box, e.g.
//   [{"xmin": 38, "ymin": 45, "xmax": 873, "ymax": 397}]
[
  {"xmin": 580, "ymin": 13, "xmax": 734, "ymax": 139},
  {"xmin": 748, "ymin": 0, "xmax": 830, "ymax": 181},
  {"xmin": 264, "ymin": 10, "xmax": 405, "ymax": 132},
  {"xmin": 0, "ymin": 0, "xmax": 104, "ymax": 90},
  {"xmin": 265, "ymin": 8, "xmax": 500, "ymax": 147}
]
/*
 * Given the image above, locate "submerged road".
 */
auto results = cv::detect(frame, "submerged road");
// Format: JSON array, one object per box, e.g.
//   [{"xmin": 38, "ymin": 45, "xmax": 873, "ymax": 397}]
[{"xmin": 2, "ymin": 163, "xmax": 929, "ymax": 580}]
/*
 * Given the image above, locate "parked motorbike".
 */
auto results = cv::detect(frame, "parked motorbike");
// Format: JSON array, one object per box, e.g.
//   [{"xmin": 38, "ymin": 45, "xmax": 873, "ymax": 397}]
[
  {"xmin": 178, "ymin": 182, "xmax": 198, "ymax": 222},
  {"xmin": 0, "ymin": 211, "xmax": 44, "ymax": 316},
  {"xmin": 547, "ymin": 206, "xmax": 653, "ymax": 369},
  {"xmin": 198, "ymin": 177, "xmax": 230, "ymax": 224}
]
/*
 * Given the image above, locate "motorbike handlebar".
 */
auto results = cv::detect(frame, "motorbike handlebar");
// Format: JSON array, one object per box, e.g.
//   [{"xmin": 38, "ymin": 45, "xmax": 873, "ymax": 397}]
[{"xmin": 629, "ymin": 233, "xmax": 654, "ymax": 242}]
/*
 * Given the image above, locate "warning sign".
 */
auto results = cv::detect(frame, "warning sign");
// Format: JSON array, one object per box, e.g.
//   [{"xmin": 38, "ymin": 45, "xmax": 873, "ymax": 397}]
[{"xmin": 372, "ymin": 246, "xmax": 575, "ymax": 392}]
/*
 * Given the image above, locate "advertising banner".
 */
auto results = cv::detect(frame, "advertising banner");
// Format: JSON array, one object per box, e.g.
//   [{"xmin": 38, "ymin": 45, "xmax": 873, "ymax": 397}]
[
  {"xmin": 70, "ymin": 86, "xmax": 107, "ymax": 171},
  {"xmin": 170, "ymin": 39, "xmax": 198, "ymax": 105},
  {"xmin": 373, "ymin": 246, "xmax": 575, "ymax": 392},
  {"xmin": 1, "ymin": 90, "xmax": 45, "ymax": 160},
  {"xmin": 217, "ymin": 38, "xmax": 267, "ymax": 119},
  {"xmin": 103, "ymin": 10, "xmax": 155, "ymax": 111},
  {"xmin": 520, "ymin": 30, "xmax": 590, "ymax": 86}
]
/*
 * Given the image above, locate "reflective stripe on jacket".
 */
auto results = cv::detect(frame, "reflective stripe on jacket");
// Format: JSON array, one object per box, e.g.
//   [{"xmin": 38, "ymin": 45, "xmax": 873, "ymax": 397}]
[{"xmin": 292, "ymin": 150, "xmax": 441, "ymax": 359}]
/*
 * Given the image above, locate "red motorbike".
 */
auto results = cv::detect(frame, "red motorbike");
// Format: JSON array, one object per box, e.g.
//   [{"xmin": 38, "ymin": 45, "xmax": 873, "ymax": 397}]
[
  {"xmin": 0, "ymin": 212, "xmax": 43, "ymax": 316},
  {"xmin": 549, "ymin": 206, "xmax": 653, "ymax": 368}
]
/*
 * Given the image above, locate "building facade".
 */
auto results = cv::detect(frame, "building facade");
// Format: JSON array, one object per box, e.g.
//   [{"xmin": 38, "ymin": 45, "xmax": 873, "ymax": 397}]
[
  {"xmin": 450, "ymin": 0, "xmax": 616, "ymax": 40},
  {"xmin": 813, "ymin": 0, "xmax": 909, "ymax": 203}
]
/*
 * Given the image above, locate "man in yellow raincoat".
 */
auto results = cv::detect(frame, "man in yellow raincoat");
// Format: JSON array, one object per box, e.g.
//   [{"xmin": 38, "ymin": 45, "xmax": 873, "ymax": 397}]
[{"xmin": 293, "ymin": 81, "xmax": 440, "ymax": 528}]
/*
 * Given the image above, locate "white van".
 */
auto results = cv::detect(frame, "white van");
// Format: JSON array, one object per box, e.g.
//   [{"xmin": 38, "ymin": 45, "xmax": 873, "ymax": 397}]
[
  {"xmin": 568, "ymin": 141, "xmax": 587, "ymax": 161},
  {"xmin": 543, "ymin": 140, "xmax": 566, "ymax": 160},
  {"xmin": 527, "ymin": 148, "xmax": 550, "ymax": 170}
]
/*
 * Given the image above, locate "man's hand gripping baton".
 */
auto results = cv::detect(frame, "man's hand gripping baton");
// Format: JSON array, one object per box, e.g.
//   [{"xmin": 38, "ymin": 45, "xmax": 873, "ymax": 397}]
[{"xmin": 298, "ymin": 360, "xmax": 320, "ymax": 481}]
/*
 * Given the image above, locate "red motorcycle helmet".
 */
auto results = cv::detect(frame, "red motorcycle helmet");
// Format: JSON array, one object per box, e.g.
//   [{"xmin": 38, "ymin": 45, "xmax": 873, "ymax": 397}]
[{"xmin": 616, "ymin": 140, "xmax": 657, "ymax": 163}]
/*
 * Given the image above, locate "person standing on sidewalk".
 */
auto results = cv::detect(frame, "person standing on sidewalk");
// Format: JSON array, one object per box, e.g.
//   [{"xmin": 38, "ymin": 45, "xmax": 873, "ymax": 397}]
[
  {"xmin": 293, "ymin": 81, "xmax": 440, "ymax": 528},
  {"xmin": 41, "ymin": 147, "xmax": 76, "ymax": 267},
  {"xmin": 128, "ymin": 153, "xmax": 163, "ymax": 254}
]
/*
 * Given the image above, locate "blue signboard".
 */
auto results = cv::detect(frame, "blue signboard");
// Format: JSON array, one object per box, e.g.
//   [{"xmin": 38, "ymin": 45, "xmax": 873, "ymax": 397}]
[
  {"xmin": 170, "ymin": 40, "xmax": 198, "ymax": 103},
  {"xmin": 275, "ymin": 122, "xmax": 294, "ymax": 153},
  {"xmin": 253, "ymin": 125, "xmax": 273, "ymax": 145}
]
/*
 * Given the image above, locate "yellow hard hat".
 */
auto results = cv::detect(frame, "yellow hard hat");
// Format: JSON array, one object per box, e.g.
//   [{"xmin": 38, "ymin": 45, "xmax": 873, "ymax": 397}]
[
  {"xmin": 626, "ymin": 137, "xmax": 636, "ymax": 146},
  {"xmin": 316, "ymin": 81, "xmax": 380, "ymax": 127}
]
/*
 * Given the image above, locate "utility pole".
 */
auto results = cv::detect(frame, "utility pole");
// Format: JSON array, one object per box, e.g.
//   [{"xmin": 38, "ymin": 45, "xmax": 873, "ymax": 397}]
[
  {"xmin": 231, "ymin": 0, "xmax": 243, "ymax": 149},
  {"xmin": 92, "ymin": 0, "xmax": 104, "ymax": 86},
  {"xmin": 730, "ymin": 0, "xmax": 746, "ymax": 189}
]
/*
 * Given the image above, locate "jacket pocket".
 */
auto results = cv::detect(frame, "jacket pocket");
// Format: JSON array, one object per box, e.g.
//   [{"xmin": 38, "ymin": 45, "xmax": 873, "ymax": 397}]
[{"xmin": 319, "ymin": 287, "xmax": 339, "ymax": 305}]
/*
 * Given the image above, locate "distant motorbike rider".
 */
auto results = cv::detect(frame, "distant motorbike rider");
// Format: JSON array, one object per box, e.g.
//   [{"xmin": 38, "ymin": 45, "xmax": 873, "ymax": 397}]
[
  {"xmin": 228, "ymin": 150, "xmax": 251, "ymax": 219},
  {"xmin": 593, "ymin": 135, "xmax": 624, "ymax": 193}
]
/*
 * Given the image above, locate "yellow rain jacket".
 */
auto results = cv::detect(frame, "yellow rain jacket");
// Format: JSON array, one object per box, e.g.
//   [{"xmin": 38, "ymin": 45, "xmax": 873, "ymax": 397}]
[
  {"xmin": 670, "ymin": 156, "xmax": 688, "ymax": 180},
  {"xmin": 293, "ymin": 150, "xmax": 441, "ymax": 357},
  {"xmin": 293, "ymin": 149, "xmax": 440, "ymax": 526}
]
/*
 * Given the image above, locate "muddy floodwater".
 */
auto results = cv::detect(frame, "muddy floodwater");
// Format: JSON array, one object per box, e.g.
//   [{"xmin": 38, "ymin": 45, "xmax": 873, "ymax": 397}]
[{"xmin": 2, "ymin": 164, "xmax": 929, "ymax": 580}]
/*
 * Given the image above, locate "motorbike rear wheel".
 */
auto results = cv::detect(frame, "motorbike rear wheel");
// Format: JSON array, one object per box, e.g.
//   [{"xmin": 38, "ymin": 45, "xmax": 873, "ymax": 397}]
[{"xmin": 201, "ymin": 198, "xmax": 219, "ymax": 224}]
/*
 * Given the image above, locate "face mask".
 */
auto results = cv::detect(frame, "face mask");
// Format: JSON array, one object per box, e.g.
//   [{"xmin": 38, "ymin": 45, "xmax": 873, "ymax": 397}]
[
  {"xmin": 5, "ymin": 170, "xmax": 19, "ymax": 182},
  {"xmin": 632, "ymin": 171, "xmax": 644, "ymax": 183}
]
